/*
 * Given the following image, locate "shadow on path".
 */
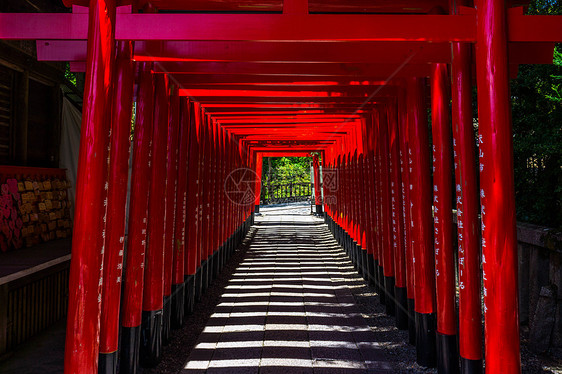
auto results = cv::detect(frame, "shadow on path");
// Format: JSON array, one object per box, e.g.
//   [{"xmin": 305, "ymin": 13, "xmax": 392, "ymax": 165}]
[{"xmin": 181, "ymin": 214, "xmax": 409, "ymax": 374}]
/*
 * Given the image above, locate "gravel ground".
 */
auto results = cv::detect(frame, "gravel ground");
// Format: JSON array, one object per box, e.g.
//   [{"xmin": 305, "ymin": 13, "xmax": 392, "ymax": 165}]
[{"xmin": 142, "ymin": 208, "xmax": 562, "ymax": 374}]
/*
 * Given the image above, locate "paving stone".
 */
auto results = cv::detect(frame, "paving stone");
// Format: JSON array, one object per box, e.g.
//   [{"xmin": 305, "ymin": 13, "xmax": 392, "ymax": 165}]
[
  {"xmin": 212, "ymin": 347, "xmax": 263, "ymax": 360},
  {"xmin": 266, "ymin": 315, "xmax": 308, "ymax": 325},
  {"xmin": 182, "ymin": 210, "xmax": 398, "ymax": 373},
  {"xmin": 218, "ymin": 331, "xmax": 265, "ymax": 343},
  {"xmin": 207, "ymin": 358, "xmax": 261, "ymax": 369},
  {"xmin": 264, "ymin": 329, "xmax": 309, "ymax": 342},
  {"xmin": 207, "ymin": 367, "xmax": 258, "ymax": 374},
  {"xmin": 310, "ymin": 346, "xmax": 363, "ymax": 361},
  {"xmin": 260, "ymin": 366, "xmax": 314, "ymax": 374}
]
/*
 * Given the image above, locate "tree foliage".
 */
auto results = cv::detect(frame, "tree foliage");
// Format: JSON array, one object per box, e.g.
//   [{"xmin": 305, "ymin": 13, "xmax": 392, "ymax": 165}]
[
  {"xmin": 262, "ymin": 157, "xmax": 311, "ymax": 184},
  {"xmin": 510, "ymin": 0, "xmax": 562, "ymax": 229}
]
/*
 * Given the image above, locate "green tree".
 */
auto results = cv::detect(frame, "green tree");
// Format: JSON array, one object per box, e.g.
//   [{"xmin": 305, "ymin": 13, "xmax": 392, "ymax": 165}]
[
  {"xmin": 262, "ymin": 157, "xmax": 311, "ymax": 184},
  {"xmin": 510, "ymin": 0, "xmax": 562, "ymax": 229}
]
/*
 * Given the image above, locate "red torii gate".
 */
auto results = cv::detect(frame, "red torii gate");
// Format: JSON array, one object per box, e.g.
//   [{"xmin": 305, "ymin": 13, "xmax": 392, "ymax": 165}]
[{"xmin": 0, "ymin": 0, "xmax": 561, "ymax": 373}]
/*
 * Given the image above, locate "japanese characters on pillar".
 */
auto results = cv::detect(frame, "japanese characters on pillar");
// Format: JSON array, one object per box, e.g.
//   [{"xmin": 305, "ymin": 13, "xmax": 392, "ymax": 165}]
[
  {"xmin": 407, "ymin": 77, "xmax": 437, "ymax": 368},
  {"xmin": 162, "ymin": 85, "xmax": 180, "ymax": 343},
  {"xmin": 379, "ymin": 106, "xmax": 396, "ymax": 314},
  {"xmin": 387, "ymin": 101, "xmax": 408, "ymax": 330},
  {"xmin": 140, "ymin": 73, "xmax": 169, "ymax": 367},
  {"xmin": 364, "ymin": 116, "xmax": 378, "ymax": 287},
  {"xmin": 120, "ymin": 61, "xmax": 154, "ymax": 374},
  {"xmin": 186, "ymin": 101, "xmax": 201, "ymax": 278},
  {"xmin": 476, "ymin": 0, "xmax": 521, "ymax": 372},
  {"xmin": 431, "ymin": 62, "xmax": 459, "ymax": 374},
  {"xmin": 99, "ymin": 40, "xmax": 134, "ymax": 372},
  {"xmin": 397, "ymin": 85, "xmax": 416, "ymax": 344},
  {"xmin": 373, "ymin": 110, "xmax": 386, "ymax": 303},
  {"xmin": 172, "ymin": 98, "xmax": 190, "ymax": 327},
  {"xmin": 451, "ymin": 31, "xmax": 483, "ymax": 370},
  {"xmin": 64, "ymin": 0, "xmax": 116, "ymax": 372}
]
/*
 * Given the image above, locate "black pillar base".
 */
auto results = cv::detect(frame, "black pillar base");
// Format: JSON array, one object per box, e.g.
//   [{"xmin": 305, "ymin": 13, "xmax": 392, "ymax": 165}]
[
  {"xmin": 315, "ymin": 204, "xmax": 323, "ymax": 215},
  {"xmin": 336, "ymin": 227, "xmax": 342, "ymax": 246},
  {"xmin": 140, "ymin": 309, "xmax": 163, "ymax": 368},
  {"xmin": 378, "ymin": 265, "xmax": 386, "ymax": 305},
  {"xmin": 415, "ymin": 312, "xmax": 437, "ymax": 368},
  {"xmin": 460, "ymin": 357, "xmax": 483, "ymax": 374},
  {"xmin": 171, "ymin": 283, "xmax": 185, "ymax": 329},
  {"xmin": 394, "ymin": 286, "xmax": 408, "ymax": 330},
  {"xmin": 384, "ymin": 276, "xmax": 395, "ymax": 316},
  {"xmin": 207, "ymin": 254, "xmax": 214, "ymax": 283},
  {"xmin": 367, "ymin": 255, "xmax": 376, "ymax": 286},
  {"xmin": 214, "ymin": 250, "xmax": 221, "ymax": 279},
  {"xmin": 210, "ymin": 252, "xmax": 217, "ymax": 282},
  {"xmin": 407, "ymin": 298, "xmax": 416, "ymax": 345},
  {"xmin": 162, "ymin": 295, "xmax": 171, "ymax": 345},
  {"xmin": 218, "ymin": 245, "xmax": 225, "ymax": 273},
  {"xmin": 184, "ymin": 274, "xmax": 196, "ymax": 315},
  {"xmin": 194, "ymin": 266, "xmax": 203, "ymax": 302},
  {"xmin": 210, "ymin": 254, "xmax": 217, "ymax": 282},
  {"xmin": 357, "ymin": 246, "xmax": 364, "ymax": 278},
  {"xmin": 202, "ymin": 259, "xmax": 209, "ymax": 294},
  {"xmin": 353, "ymin": 243, "xmax": 360, "ymax": 273},
  {"xmin": 437, "ymin": 332, "xmax": 460, "ymax": 374},
  {"xmin": 119, "ymin": 325, "xmax": 141, "ymax": 374},
  {"xmin": 226, "ymin": 236, "xmax": 233, "ymax": 258},
  {"xmin": 98, "ymin": 351, "xmax": 117, "ymax": 374},
  {"xmin": 373, "ymin": 259, "xmax": 380, "ymax": 292},
  {"xmin": 255, "ymin": 204, "xmax": 260, "ymax": 213},
  {"xmin": 361, "ymin": 250, "xmax": 368, "ymax": 281}
]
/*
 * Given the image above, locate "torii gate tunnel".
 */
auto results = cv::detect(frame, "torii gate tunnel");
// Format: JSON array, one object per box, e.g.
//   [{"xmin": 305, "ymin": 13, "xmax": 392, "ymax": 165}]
[{"xmin": 1, "ymin": 0, "xmax": 561, "ymax": 373}]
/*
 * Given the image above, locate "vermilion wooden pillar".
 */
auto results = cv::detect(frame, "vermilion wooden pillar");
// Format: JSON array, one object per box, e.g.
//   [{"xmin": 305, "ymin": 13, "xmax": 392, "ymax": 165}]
[
  {"xmin": 365, "ymin": 115, "xmax": 380, "ymax": 293},
  {"xmin": 216, "ymin": 123, "xmax": 226, "ymax": 272},
  {"xmin": 64, "ymin": 0, "xmax": 115, "ymax": 372},
  {"xmin": 254, "ymin": 153, "xmax": 263, "ymax": 213},
  {"xmin": 207, "ymin": 115, "xmax": 215, "ymax": 282},
  {"xmin": 172, "ymin": 98, "xmax": 190, "ymax": 328},
  {"xmin": 359, "ymin": 118, "xmax": 372, "ymax": 285},
  {"xmin": 224, "ymin": 132, "xmax": 232, "ymax": 257},
  {"xmin": 358, "ymin": 151, "xmax": 369, "ymax": 278},
  {"xmin": 313, "ymin": 154, "xmax": 323, "ymax": 215},
  {"xmin": 212, "ymin": 118, "xmax": 221, "ymax": 277},
  {"xmin": 197, "ymin": 109, "xmax": 208, "ymax": 294},
  {"xmin": 194, "ymin": 103, "xmax": 205, "ymax": 301},
  {"xmin": 162, "ymin": 85, "xmax": 180, "ymax": 344},
  {"xmin": 475, "ymin": 0, "xmax": 521, "ymax": 372},
  {"xmin": 98, "ymin": 40, "xmax": 134, "ymax": 374},
  {"xmin": 339, "ymin": 154, "xmax": 346, "ymax": 242},
  {"xmin": 320, "ymin": 150, "xmax": 327, "ymax": 217},
  {"xmin": 351, "ymin": 150, "xmax": 360, "ymax": 271},
  {"xmin": 141, "ymin": 74, "xmax": 169, "ymax": 367},
  {"xmin": 185, "ymin": 101, "xmax": 200, "ymax": 310},
  {"xmin": 379, "ymin": 107, "xmax": 395, "ymax": 316},
  {"xmin": 120, "ymin": 61, "xmax": 154, "ymax": 374},
  {"xmin": 398, "ymin": 86, "xmax": 416, "ymax": 345},
  {"xmin": 373, "ymin": 111, "xmax": 385, "ymax": 304},
  {"xmin": 431, "ymin": 62, "xmax": 459, "ymax": 374},
  {"xmin": 200, "ymin": 113, "xmax": 211, "ymax": 291},
  {"xmin": 408, "ymin": 77, "xmax": 437, "ymax": 368},
  {"xmin": 451, "ymin": 32, "xmax": 483, "ymax": 373},
  {"xmin": 388, "ymin": 102, "xmax": 408, "ymax": 330}
]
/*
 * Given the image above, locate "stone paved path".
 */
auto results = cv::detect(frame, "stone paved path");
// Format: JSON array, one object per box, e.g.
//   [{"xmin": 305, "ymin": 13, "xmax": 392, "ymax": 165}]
[{"xmin": 181, "ymin": 212, "xmax": 395, "ymax": 374}]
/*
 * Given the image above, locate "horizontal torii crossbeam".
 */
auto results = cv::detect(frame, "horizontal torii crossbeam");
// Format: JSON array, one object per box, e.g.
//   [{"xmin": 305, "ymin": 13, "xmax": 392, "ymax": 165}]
[{"xmin": 0, "ymin": 8, "xmax": 561, "ymax": 42}]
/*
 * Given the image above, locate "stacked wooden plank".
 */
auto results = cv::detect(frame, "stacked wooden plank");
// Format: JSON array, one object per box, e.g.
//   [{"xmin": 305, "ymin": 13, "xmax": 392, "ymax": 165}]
[{"xmin": 0, "ymin": 167, "xmax": 72, "ymax": 251}]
